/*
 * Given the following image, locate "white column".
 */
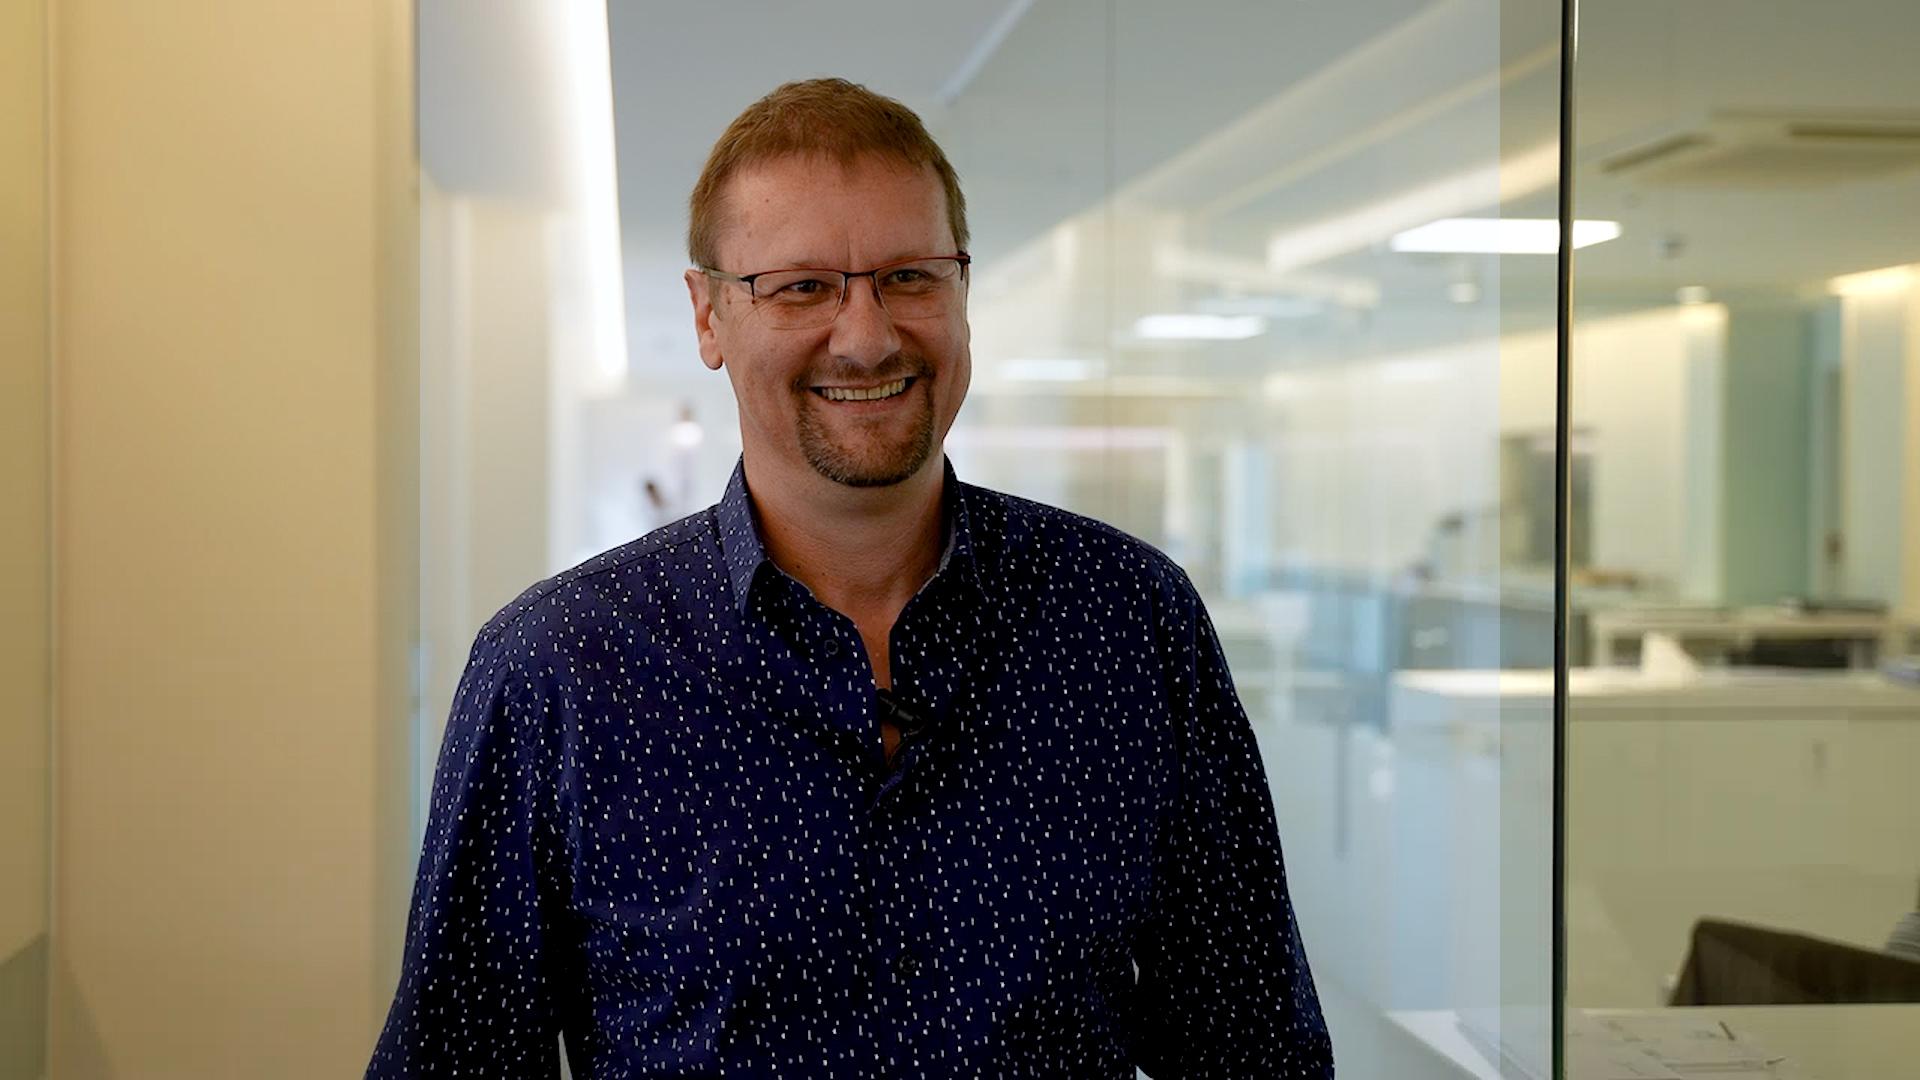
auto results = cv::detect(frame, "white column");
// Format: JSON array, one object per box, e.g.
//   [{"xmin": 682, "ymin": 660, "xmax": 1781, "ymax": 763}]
[{"xmin": 1834, "ymin": 272, "xmax": 1920, "ymax": 618}]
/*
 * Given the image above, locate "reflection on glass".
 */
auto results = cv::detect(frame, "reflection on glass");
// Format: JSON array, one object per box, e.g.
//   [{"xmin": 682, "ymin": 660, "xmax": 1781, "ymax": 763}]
[
  {"xmin": 1567, "ymin": 0, "xmax": 1920, "ymax": 1074},
  {"xmin": 944, "ymin": 3, "xmax": 1561, "ymax": 1072}
]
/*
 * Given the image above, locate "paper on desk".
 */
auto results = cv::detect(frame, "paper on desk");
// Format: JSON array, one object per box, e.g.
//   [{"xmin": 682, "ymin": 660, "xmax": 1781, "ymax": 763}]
[
  {"xmin": 1465, "ymin": 1011, "xmax": 1807, "ymax": 1080},
  {"xmin": 1591, "ymin": 1013, "xmax": 1806, "ymax": 1080},
  {"xmin": 1639, "ymin": 631, "xmax": 1700, "ymax": 681},
  {"xmin": 1563, "ymin": 1027, "xmax": 1685, "ymax": 1079}
]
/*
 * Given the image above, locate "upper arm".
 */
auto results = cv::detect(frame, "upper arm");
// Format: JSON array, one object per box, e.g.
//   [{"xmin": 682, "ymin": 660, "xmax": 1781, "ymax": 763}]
[
  {"xmin": 366, "ymin": 630, "xmax": 570, "ymax": 1078},
  {"xmin": 1128, "ymin": 569, "xmax": 1333, "ymax": 1078}
]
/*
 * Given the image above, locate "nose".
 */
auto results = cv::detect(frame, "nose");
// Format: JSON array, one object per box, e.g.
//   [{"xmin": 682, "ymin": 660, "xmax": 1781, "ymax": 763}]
[{"xmin": 827, "ymin": 276, "xmax": 902, "ymax": 368}]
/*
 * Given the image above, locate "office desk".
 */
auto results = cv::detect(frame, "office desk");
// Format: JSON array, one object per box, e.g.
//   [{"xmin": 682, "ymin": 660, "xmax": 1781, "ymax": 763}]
[{"xmin": 1390, "ymin": 1005, "xmax": 1920, "ymax": 1079}]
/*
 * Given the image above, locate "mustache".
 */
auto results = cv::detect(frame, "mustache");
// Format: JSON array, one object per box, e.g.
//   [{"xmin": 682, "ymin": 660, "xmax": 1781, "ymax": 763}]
[{"xmin": 796, "ymin": 359, "xmax": 928, "ymax": 389}]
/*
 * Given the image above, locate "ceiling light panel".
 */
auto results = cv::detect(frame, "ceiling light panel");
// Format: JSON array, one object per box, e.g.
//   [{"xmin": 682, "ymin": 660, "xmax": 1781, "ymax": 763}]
[{"xmin": 1388, "ymin": 218, "xmax": 1622, "ymax": 254}]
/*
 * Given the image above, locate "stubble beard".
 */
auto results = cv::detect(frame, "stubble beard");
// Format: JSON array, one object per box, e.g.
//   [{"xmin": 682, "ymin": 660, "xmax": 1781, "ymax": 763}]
[{"xmin": 794, "ymin": 378, "xmax": 936, "ymax": 489}]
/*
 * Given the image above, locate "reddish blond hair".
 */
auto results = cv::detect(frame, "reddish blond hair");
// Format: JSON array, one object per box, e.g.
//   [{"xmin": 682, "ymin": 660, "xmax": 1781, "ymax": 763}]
[{"xmin": 687, "ymin": 78, "xmax": 968, "ymax": 270}]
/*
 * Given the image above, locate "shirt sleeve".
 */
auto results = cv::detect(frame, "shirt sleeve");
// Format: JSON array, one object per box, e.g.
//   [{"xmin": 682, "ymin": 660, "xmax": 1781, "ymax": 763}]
[
  {"xmin": 367, "ymin": 628, "xmax": 572, "ymax": 1078},
  {"xmin": 1129, "ymin": 570, "xmax": 1334, "ymax": 1079}
]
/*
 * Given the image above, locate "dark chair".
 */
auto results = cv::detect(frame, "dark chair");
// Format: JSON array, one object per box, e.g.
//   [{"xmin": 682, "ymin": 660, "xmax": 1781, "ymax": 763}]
[{"xmin": 1670, "ymin": 918, "xmax": 1920, "ymax": 1006}]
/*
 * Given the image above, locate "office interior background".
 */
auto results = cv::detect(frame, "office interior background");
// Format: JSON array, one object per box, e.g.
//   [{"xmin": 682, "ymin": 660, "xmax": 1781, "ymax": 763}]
[{"xmin": 5, "ymin": 0, "xmax": 1919, "ymax": 1076}]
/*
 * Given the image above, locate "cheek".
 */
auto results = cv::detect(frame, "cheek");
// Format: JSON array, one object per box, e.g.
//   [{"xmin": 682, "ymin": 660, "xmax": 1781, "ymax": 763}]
[
  {"xmin": 942, "ymin": 330, "xmax": 971, "ymax": 388},
  {"xmin": 718, "ymin": 354, "xmax": 788, "ymax": 426},
  {"xmin": 935, "ymin": 339, "xmax": 971, "ymax": 421},
  {"xmin": 913, "ymin": 322, "xmax": 967, "ymax": 371},
  {"xmin": 717, "ymin": 329, "xmax": 813, "ymax": 398}
]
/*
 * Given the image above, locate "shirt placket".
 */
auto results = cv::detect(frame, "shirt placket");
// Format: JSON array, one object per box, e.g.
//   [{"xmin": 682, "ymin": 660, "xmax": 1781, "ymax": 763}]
[
  {"xmin": 768, "ymin": 572, "xmax": 938, "ymax": 1074},
  {"xmin": 862, "ymin": 743, "xmax": 931, "ymax": 1077},
  {"xmin": 863, "ymin": 574, "xmax": 994, "ymax": 1075}
]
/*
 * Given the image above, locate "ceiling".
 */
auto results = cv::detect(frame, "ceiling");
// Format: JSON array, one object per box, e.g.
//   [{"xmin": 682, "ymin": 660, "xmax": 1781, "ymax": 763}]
[
  {"xmin": 1556, "ymin": 0, "xmax": 1920, "ymax": 294},
  {"xmin": 403, "ymin": 0, "xmax": 1920, "ymax": 379},
  {"xmin": 594, "ymin": 0, "xmax": 1918, "ymax": 294},
  {"xmin": 603, "ymin": 1, "xmax": 1030, "ymax": 258}
]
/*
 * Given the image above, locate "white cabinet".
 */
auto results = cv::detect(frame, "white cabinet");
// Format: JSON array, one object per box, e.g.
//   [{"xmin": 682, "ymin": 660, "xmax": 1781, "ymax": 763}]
[{"xmin": 1389, "ymin": 670, "xmax": 1920, "ymax": 1008}]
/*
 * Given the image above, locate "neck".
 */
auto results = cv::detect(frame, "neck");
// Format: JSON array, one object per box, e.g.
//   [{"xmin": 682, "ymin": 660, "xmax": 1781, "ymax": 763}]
[{"xmin": 743, "ymin": 451, "xmax": 946, "ymax": 625}]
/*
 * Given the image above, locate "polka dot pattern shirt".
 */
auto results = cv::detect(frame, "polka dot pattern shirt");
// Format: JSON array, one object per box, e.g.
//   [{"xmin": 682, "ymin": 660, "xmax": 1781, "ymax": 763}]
[{"xmin": 368, "ymin": 457, "xmax": 1331, "ymax": 1078}]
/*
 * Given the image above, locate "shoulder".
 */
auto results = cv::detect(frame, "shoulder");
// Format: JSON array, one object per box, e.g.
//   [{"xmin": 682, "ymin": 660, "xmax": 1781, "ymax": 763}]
[
  {"xmin": 962, "ymin": 481, "xmax": 1201, "ymax": 615},
  {"xmin": 469, "ymin": 509, "xmax": 722, "ymax": 660}
]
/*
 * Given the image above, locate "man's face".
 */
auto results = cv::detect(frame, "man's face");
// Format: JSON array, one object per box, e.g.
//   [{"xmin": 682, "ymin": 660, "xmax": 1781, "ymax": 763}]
[{"xmin": 687, "ymin": 154, "xmax": 970, "ymax": 489}]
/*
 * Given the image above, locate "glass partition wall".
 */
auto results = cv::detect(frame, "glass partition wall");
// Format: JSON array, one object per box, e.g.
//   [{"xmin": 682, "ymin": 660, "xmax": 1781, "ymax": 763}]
[
  {"xmin": 1563, "ymin": 0, "xmax": 1920, "ymax": 1075},
  {"xmin": 415, "ymin": 0, "xmax": 1563, "ymax": 1074},
  {"xmin": 0, "ymin": 0, "xmax": 51, "ymax": 1074},
  {"xmin": 952, "ymin": 4, "xmax": 1567, "ymax": 1074}
]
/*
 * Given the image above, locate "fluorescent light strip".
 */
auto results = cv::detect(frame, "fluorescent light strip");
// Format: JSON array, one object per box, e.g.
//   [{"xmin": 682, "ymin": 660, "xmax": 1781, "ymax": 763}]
[
  {"xmin": 558, "ymin": 0, "xmax": 630, "ymax": 393},
  {"xmin": 1829, "ymin": 264, "xmax": 1915, "ymax": 298},
  {"xmin": 1388, "ymin": 218, "xmax": 1621, "ymax": 254},
  {"xmin": 1134, "ymin": 314, "xmax": 1269, "ymax": 341},
  {"xmin": 998, "ymin": 357, "xmax": 1099, "ymax": 382},
  {"xmin": 1263, "ymin": 142, "xmax": 1561, "ymax": 274}
]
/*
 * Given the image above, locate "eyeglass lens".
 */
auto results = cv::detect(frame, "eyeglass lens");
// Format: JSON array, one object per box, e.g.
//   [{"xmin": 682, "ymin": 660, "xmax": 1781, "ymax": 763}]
[{"xmin": 748, "ymin": 259, "xmax": 965, "ymax": 328}]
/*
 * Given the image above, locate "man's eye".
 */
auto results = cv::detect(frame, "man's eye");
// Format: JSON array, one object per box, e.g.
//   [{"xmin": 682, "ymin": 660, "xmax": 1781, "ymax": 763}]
[
  {"xmin": 771, "ymin": 277, "xmax": 834, "ymax": 299},
  {"xmin": 882, "ymin": 269, "xmax": 933, "ymax": 288}
]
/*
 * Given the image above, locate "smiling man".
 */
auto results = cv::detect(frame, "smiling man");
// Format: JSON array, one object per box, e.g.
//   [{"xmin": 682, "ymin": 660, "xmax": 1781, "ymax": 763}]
[{"xmin": 369, "ymin": 79, "xmax": 1331, "ymax": 1079}]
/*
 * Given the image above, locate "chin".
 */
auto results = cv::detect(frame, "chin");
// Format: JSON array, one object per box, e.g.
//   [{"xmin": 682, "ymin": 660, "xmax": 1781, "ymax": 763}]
[
  {"xmin": 795, "ymin": 397, "xmax": 938, "ymax": 489},
  {"xmin": 802, "ymin": 430, "xmax": 936, "ymax": 488},
  {"xmin": 808, "ymin": 448, "xmax": 930, "ymax": 488}
]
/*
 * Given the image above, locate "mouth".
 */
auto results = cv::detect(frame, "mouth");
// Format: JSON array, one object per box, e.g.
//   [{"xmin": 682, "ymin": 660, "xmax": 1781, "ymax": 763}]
[{"xmin": 810, "ymin": 376, "xmax": 916, "ymax": 403}]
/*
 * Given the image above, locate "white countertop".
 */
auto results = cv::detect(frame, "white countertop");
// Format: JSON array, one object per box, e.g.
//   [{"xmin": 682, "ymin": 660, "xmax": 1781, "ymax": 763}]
[
  {"xmin": 1390, "ymin": 1004, "xmax": 1920, "ymax": 1079},
  {"xmin": 1392, "ymin": 668, "xmax": 1920, "ymax": 713}
]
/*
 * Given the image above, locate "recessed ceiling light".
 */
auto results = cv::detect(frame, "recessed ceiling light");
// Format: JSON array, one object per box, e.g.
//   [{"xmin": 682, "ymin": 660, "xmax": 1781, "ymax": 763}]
[{"xmin": 1388, "ymin": 218, "xmax": 1622, "ymax": 254}]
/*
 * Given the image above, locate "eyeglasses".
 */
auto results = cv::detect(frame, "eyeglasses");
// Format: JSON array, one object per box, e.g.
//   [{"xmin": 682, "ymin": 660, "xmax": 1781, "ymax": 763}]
[{"xmin": 701, "ymin": 253, "xmax": 970, "ymax": 330}]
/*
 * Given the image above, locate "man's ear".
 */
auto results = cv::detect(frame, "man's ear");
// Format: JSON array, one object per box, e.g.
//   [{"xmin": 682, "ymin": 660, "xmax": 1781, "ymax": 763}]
[{"xmin": 684, "ymin": 269, "xmax": 725, "ymax": 371}]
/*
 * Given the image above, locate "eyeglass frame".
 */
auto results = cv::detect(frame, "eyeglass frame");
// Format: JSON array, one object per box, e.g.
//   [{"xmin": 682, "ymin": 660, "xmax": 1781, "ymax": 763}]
[{"xmin": 698, "ymin": 252, "xmax": 971, "ymax": 325}]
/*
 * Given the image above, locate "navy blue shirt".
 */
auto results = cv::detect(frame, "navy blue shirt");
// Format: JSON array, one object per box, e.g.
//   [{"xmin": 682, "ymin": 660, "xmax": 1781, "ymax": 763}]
[{"xmin": 369, "ymin": 459, "xmax": 1330, "ymax": 1078}]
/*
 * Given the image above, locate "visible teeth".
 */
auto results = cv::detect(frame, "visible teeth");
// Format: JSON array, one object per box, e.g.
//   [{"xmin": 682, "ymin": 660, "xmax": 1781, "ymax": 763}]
[{"xmin": 820, "ymin": 378, "xmax": 909, "ymax": 402}]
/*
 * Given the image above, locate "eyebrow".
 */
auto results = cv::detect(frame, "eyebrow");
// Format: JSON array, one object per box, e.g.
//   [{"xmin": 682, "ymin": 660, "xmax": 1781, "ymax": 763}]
[
  {"xmin": 756, "ymin": 240, "xmax": 952, "ymax": 267},
  {"xmin": 747, "ymin": 248, "xmax": 948, "ymax": 273}
]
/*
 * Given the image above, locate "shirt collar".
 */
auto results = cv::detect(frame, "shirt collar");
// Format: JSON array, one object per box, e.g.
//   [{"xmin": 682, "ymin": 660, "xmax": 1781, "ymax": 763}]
[{"xmin": 717, "ymin": 455, "xmax": 980, "ymax": 614}]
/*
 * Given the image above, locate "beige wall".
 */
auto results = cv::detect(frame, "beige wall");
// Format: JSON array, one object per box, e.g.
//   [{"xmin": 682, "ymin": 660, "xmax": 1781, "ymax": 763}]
[
  {"xmin": 2, "ymin": 0, "xmax": 51, "ymax": 1074},
  {"xmin": 1, "ymin": 0, "xmax": 49, "ymax": 952},
  {"xmin": 48, "ymin": 2, "xmax": 416, "ymax": 1076}
]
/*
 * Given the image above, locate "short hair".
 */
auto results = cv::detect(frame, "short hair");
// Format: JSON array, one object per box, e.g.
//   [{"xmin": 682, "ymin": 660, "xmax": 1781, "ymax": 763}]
[{"xmin": 687, "ymin": 78, "xmax": 969, "ymax": 271}]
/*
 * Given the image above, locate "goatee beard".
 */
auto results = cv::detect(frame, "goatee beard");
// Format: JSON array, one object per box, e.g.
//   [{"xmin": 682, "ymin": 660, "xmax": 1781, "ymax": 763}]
[{"xmin": 795, "ymin": 385, "xmax": 936, "ymax": 488}]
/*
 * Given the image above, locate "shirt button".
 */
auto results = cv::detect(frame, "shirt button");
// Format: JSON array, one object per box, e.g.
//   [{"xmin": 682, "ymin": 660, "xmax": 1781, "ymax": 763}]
[
  {"xmin": 894, "ymin": 949, "xmax": 923, "ymax": 978},
  {"xmin": 820, "ymin": 637, "xmax": 844, "ymax": 658}
]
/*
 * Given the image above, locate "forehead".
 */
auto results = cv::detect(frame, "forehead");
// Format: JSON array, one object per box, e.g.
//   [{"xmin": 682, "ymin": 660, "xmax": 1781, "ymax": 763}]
[{"xmin": 715, "ymin": 154, "xmax": 952, "ymax": 269}]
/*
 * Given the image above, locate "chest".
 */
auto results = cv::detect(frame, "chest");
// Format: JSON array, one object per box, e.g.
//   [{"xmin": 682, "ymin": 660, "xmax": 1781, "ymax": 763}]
[{"xmin": 559, "ymin": 641, "xmax": 1178, "ymax": 986}]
